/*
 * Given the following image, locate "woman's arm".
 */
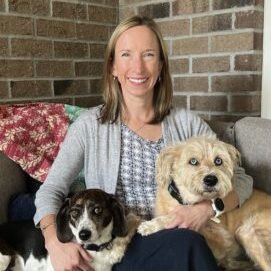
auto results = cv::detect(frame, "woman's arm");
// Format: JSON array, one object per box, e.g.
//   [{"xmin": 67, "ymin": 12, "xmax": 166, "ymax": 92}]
[{"xmin": 40, "ymin": 214, "xmax": 94, "ymax": 271}]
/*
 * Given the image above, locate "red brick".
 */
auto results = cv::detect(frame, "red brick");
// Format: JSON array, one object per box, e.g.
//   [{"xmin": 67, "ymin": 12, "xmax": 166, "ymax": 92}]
[
  {"xmin": 174, "ymin": 77, "xmax": 208, "ymax": 92},
  {"xmin": 190, "ymin": 96, "xmax": 228, "ymax": 111},
  {"xmin": 53, "ymin": 2, "xmax": 87, "ymax": 20},
  {"xmin": 76, "ymin": 23, "xmax": 108, "ymax": 41},
  {"xmin": 212, "ymin": 75, "xmax": 260, "ymax": 92},
  {"xmin": 0, "ymin": 38, "xmax": 8, "ymax": 56},
  {"xmin": 173, "ymin": 37, "xmax": 208, "ymax": 56},
  {"xmin": 0, "ymin": 15, "xmax": 33, "ymax": 35},
  {"xmin": 88, "ymin": 5, "xmax": 117, "ymax": 23},
  {"xmin": 211, "ymin": 32, "xmax": 255, "ymax": 52},
  {"xmin": 235, "ymin": 11, "xmax": 264, "ymax": 29},
  {"xmin": 193, "ymin": 56, "xmax": 230, "ymax": 73},
  {"xmin": 0, "ymin": 81, "xmax": 9, "ymax": 98},
  {"xmin": 89, "ymin": 79, "xmax": 102, "ymax": 94},
  {"xmin": 9, "ymin": 0, "xmax": 49, "ymax": 16},
  {"xmin": 172, "ymin": 95, "xmax": 187, "ymax": 108},
  {"xmin": 36, "ymin": 61, "xmax": 73, "ymax": 77},
  {"xmin": 235, "ymin": 54, "xmax": 262, "ymax": 71},
  {"xmin": 213, "ymin": 0, "xmax": 254, "ymax": 10},
  {"xmin": 173, "ymin": 0, "xmax": 209, "ymax": 15},
  {"xmin": 75, "ymin": 61, "xmax": 103, "ymax": 77},
  {"xmin": 193, "ymin": 14, "xmax": 231, "ymax": 34},
  {"xmin": 231, "ymin": 95, "xmax": 260, "ymax": 113},
  {"xmin": 158, "ymin": 19, "xmax": 190, "ymax": 37},
  {"xmin": 89, "ymin": 44, "xmax": 106, "ymax": 59},
  {"xmin": 0, "ymin": 60, "xmax": 34, "ymax": 78},
  {"xmin": 10, "ymin": 80, "xmax": 51, "ymax": 97},
  {"xmin": 170, "ymin": 58, "xmax": 189, "ymax": 74},
  {"xmin": 138, "ymin": 3, "xmax": 170, "ymax": 19},
  {"xmin": 37, "ymin": 19, "xmax": 76, "ymax": 39},
  {"xmin": 54, "ymin": 80, "xmax": 89, "ymax": 95},
  {"xmin": 54, "ymin": 41, "xmax": 89, "ymax": 59},
  {"xmin": 11, "ymin": 38, "xmax": 52, "ymax": 58}
]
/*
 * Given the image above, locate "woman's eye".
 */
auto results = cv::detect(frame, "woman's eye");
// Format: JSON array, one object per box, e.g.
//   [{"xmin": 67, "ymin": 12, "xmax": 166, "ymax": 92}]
[
  {"xmin": 189, "ymin": 158, "xmax": 199, "ymax": 166},
  {"xmin": 93, "ymin": 207, "xmax": 103, "ymax": 215},
  {"xmin": 121, "ymin": 52, "xmax": 130, "ymax": 57},
  {"xmin": 214, "ymin": 157, "xmax": 223, "ymax": 166}
]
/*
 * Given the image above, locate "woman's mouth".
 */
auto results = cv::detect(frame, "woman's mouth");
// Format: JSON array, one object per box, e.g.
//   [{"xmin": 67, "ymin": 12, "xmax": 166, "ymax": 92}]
[{"xmin": 128, "ymin": 77, "xmax": 148, "ymax": 84}]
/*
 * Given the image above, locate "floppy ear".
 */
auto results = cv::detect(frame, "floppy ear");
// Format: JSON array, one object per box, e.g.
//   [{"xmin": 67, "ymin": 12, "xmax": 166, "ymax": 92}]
[
  {"xmin": 56, "ymin": 198, "xmax": 73, "ymax": 243},
  {"xmin": 156, "ymin": 144, "xmax": 184, "ymax": 187},
  {"xmin": 109, "ymin": 196, "xmax": 128, "ymax": 237},
  {"xmin": 224, "ymin": 142, "xmax": 241, "ymax": 166}
]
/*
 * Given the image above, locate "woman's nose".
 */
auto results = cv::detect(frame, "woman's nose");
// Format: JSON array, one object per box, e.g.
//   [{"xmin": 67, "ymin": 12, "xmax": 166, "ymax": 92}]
[{"xmin": 133, "ymin": 56, "xmax": 145, "ymax": 73}]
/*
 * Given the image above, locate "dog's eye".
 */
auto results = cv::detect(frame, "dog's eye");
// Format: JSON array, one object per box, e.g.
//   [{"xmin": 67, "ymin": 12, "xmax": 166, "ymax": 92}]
[
  {"xmin": 70, "ymin": 209, "xmax": 80, "ymax": 218},
  {"xmin": 189, "ymin": 158, "xmax": 199, "ymax": 166},
  {"xmin": 214, "ymin": 157, "xmax": 223, "ymax": 166},
  {"xmin": 93, "ymin": 207, "xmax": 103, "ymax": 215}
]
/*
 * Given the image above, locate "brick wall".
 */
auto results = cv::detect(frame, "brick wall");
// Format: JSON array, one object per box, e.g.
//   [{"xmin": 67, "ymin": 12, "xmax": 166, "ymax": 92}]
[
  {"xmin": 0, "ymin": 0, "xmax": 264, "ymax": 120},
  {"xmin": 0, "ymin": 0, "xmax": 117, "ymax": 107},
  {"xmin": 120, "ymin": 0, "xmax": 264, "ymax": 121}
]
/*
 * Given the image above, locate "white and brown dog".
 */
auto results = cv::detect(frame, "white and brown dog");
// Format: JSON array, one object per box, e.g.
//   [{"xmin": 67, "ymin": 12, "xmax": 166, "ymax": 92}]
[
  {"xmin": 138, "ymin": 136, "xmax": 271, "ymax": 271},
  {"xmin": 0, "ymin": 189, "xmax": 140, "ymax": 271}
]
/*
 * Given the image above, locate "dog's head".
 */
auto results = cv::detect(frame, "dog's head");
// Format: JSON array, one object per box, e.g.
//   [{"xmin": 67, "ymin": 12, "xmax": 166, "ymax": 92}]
[
  {"xmin": 56, "ymin": 189, "xmax": 128, "ymax": 246},
  {"xmin": 156, "ymin": 136, "xmax": 240, "ymax": 202}
]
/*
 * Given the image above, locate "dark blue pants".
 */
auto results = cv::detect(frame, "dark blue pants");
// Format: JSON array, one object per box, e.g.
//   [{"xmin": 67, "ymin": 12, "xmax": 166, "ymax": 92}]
[{"xmin": 113, "ymin": 229, "xmax": 219, "ymax": 271}]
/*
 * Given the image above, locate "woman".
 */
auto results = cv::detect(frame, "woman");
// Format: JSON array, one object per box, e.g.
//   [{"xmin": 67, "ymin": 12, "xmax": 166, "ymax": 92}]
[{"xmin": 34, "ymin": 16, "xmax": 253, "ymax": 271}]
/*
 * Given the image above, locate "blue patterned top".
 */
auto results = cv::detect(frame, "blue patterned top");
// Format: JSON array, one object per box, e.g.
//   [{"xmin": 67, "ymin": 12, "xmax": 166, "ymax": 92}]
[{"xmin": 115, "ymin": 123, "xmax": 164, "ymax": 220}]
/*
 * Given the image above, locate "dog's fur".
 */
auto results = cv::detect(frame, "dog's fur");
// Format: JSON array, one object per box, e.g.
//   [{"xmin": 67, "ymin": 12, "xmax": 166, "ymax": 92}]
[
  {"xmin": 138, "ymin": 136, "xmax": 271, "ymax": 271},
  {"xmin": 0, "ymin": 189, "xmax": 140, "ymax": 271}
]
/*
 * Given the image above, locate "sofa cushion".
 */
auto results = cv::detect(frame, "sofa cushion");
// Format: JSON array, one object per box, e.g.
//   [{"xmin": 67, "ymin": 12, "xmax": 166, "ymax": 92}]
[{"xmin": 234, "ymin": 117, "xmax": 271, "ymax": 194}]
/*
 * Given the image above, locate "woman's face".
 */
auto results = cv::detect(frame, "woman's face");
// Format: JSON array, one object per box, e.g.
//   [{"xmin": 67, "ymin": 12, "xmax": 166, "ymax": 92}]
[{"xmin": 112, "ymin": 25, "xmax": 162, "ymax": 101}]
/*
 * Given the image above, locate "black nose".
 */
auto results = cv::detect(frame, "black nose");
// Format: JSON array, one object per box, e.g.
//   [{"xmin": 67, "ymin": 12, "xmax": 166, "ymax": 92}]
[
  {"xmin": 79, "ymin": 229, "xmax": 91, "ymax": 241},
  {"xmin": 203, "ymin": 175, "xmax": 218, "ymax": 187}
]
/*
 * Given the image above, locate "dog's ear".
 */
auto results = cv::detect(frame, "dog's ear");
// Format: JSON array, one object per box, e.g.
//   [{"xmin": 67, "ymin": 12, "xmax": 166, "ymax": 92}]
[
  {"xmin": 224, "ymin": 142, "xmax": 241, "ymax": 166},
  {"xmin": 156, "ymin": 144, "xmax": 183, "ymax": 187},
  {"xmin": 109, "ymin": 196, "xmax": 128, "ymax": 237},
  {"xmin": 56, "ymin": 198, "xmax": 73, "ymax": 243}
]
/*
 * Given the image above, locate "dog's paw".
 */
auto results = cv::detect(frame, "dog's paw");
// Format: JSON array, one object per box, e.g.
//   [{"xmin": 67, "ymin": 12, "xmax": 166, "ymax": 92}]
[
  {"xmin": 0, "ymin": 254, "xmax": 11, "ymax": 271},
  {"xmin": 137, "ymin": 220, "xmax": 161, "ymax": 236}
]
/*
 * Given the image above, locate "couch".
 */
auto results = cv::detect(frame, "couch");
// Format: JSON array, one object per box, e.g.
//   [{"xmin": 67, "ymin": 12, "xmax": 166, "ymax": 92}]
[{"xmin": 0, "ymin": 117, "xmax": 270, "ymax": 214}]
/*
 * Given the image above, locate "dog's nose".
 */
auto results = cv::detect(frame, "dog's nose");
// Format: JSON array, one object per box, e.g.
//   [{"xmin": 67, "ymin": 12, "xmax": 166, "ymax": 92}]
[
  {"xmin": 79, "ymin": 229, "xmax": 91, "ymax": 241},
  {"xmin": 203, "ymin": 175, "xmax": 218, "ymax": 187}
]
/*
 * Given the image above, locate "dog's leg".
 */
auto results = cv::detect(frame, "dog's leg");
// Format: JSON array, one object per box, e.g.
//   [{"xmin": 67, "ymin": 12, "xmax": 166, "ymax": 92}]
[
  {"xmin": 0, "ymin": 253, "xmax": 11, "ymax": 271},
  {"xmin": 138, "ymin": 214, "xmax": 170, "ymax": 236},
  {"xmin": 236, "ymin": 212, "xmax": 271, "ymax": 271}
]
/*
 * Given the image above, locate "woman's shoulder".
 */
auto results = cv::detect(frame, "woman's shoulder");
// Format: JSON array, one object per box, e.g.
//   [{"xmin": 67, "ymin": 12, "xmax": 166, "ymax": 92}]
[
  {"xmin": 75, "ymin": 105, "xmax": 102, "ymax": 123},
  {"xmin": 168, "ymin": 107, "xmax": 199, "ymax": 121}
]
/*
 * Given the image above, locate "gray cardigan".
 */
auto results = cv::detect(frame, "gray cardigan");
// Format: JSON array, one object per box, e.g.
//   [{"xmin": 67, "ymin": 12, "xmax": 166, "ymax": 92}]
[{"xmin": 34, "ymin": 106, "xmax": 253, "ymax": 224}]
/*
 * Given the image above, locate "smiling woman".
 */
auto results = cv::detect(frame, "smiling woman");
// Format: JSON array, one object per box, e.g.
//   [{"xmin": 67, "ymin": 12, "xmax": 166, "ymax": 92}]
[{"xmin": 34, "ymin": 15, "xmax": 253, "ymax": 271}]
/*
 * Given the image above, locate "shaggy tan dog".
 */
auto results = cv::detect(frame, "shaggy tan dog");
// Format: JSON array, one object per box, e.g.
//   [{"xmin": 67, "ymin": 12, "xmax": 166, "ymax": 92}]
[{"xmin": 138, "ymin": 137, "xmax": 271, "ymax": 271}]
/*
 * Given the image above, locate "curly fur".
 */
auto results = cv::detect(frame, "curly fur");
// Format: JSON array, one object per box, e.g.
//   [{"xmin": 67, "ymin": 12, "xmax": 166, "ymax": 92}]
[{"xmin": 138, "ymin": 136, "xmax": 271, "ymax": 271}]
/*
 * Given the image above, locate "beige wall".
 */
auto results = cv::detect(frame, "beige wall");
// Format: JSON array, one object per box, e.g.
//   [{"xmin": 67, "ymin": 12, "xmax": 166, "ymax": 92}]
[{"xmin": 0, "ymin": 0, "xmax": 264, "ymax": 121}]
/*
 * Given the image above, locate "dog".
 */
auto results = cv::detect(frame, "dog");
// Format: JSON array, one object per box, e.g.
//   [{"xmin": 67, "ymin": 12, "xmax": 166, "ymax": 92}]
[
  {"xmin": 0, "ymin": 189, "xmax": 140, "ymax": 271},
  {"xmin": 138, "ymin": 136, "xmax": 271, "ymax": 271}
]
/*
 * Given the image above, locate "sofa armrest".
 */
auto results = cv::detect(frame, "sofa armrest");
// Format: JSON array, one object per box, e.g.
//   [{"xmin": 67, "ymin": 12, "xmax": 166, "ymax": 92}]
[
  {"xmin": 234, "ymin": 117, "xmax": 271, "ymax": 194},
  {"xmin": 0, "ymin": 152, "xmax": 27, "ymax": 223}
]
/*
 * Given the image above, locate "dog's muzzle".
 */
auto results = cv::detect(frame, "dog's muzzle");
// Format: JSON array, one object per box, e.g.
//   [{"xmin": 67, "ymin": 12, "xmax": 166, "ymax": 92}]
[
  {"xmin": 203, "ymin": 175, "xmax": 218, "ymax": 187},
  {"xmin": 79, "ymin": 229, "xmax": 91, "ymax": 241}
]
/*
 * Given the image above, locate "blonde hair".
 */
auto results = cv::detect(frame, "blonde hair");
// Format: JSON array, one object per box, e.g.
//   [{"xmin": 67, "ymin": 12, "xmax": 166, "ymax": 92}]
[{"xmin": 100, "ymin": 15, "xmax": 173, "ymax": 123}]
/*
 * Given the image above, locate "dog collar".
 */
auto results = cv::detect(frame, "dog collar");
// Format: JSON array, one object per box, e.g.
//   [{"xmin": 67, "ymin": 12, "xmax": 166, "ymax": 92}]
[
  {"xmin": 168, "ymin": 178, "xmax": 185, "ymax": 205},
  {"xmin": 84, "ymin": 236, "xmax": 115, "ymax": 252}
]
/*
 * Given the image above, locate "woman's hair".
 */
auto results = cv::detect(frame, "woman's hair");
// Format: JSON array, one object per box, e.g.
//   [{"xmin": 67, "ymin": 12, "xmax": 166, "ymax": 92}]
[{"xmin": 100, "ymin": 15, "xmax": 173, "ymax": 124}]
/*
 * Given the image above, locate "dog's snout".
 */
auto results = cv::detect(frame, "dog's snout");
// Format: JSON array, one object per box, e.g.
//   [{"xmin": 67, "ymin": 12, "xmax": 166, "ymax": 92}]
[
  {"xmin": 203, "ymin": 175, "xmax": 218, "ymax": 187},
  {"xmin": 79, "ymin": 229, "xmax": 91, "ymax": 241}
]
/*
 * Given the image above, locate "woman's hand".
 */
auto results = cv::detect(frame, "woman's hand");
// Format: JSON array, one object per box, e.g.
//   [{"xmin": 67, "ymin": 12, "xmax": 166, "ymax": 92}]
[
  {"xmin": 42, "ymin": 215, "xmax": 94, "ymax": 271},
  {"xmin": 166, "ymin": 200, "xmax": 214, "ymax": 231}
]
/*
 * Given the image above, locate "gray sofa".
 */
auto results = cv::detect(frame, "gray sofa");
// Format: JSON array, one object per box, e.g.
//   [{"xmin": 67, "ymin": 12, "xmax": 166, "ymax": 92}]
[{"xmin": 0, "ymin": 117, "xmax": 271, "ymax": 224}]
